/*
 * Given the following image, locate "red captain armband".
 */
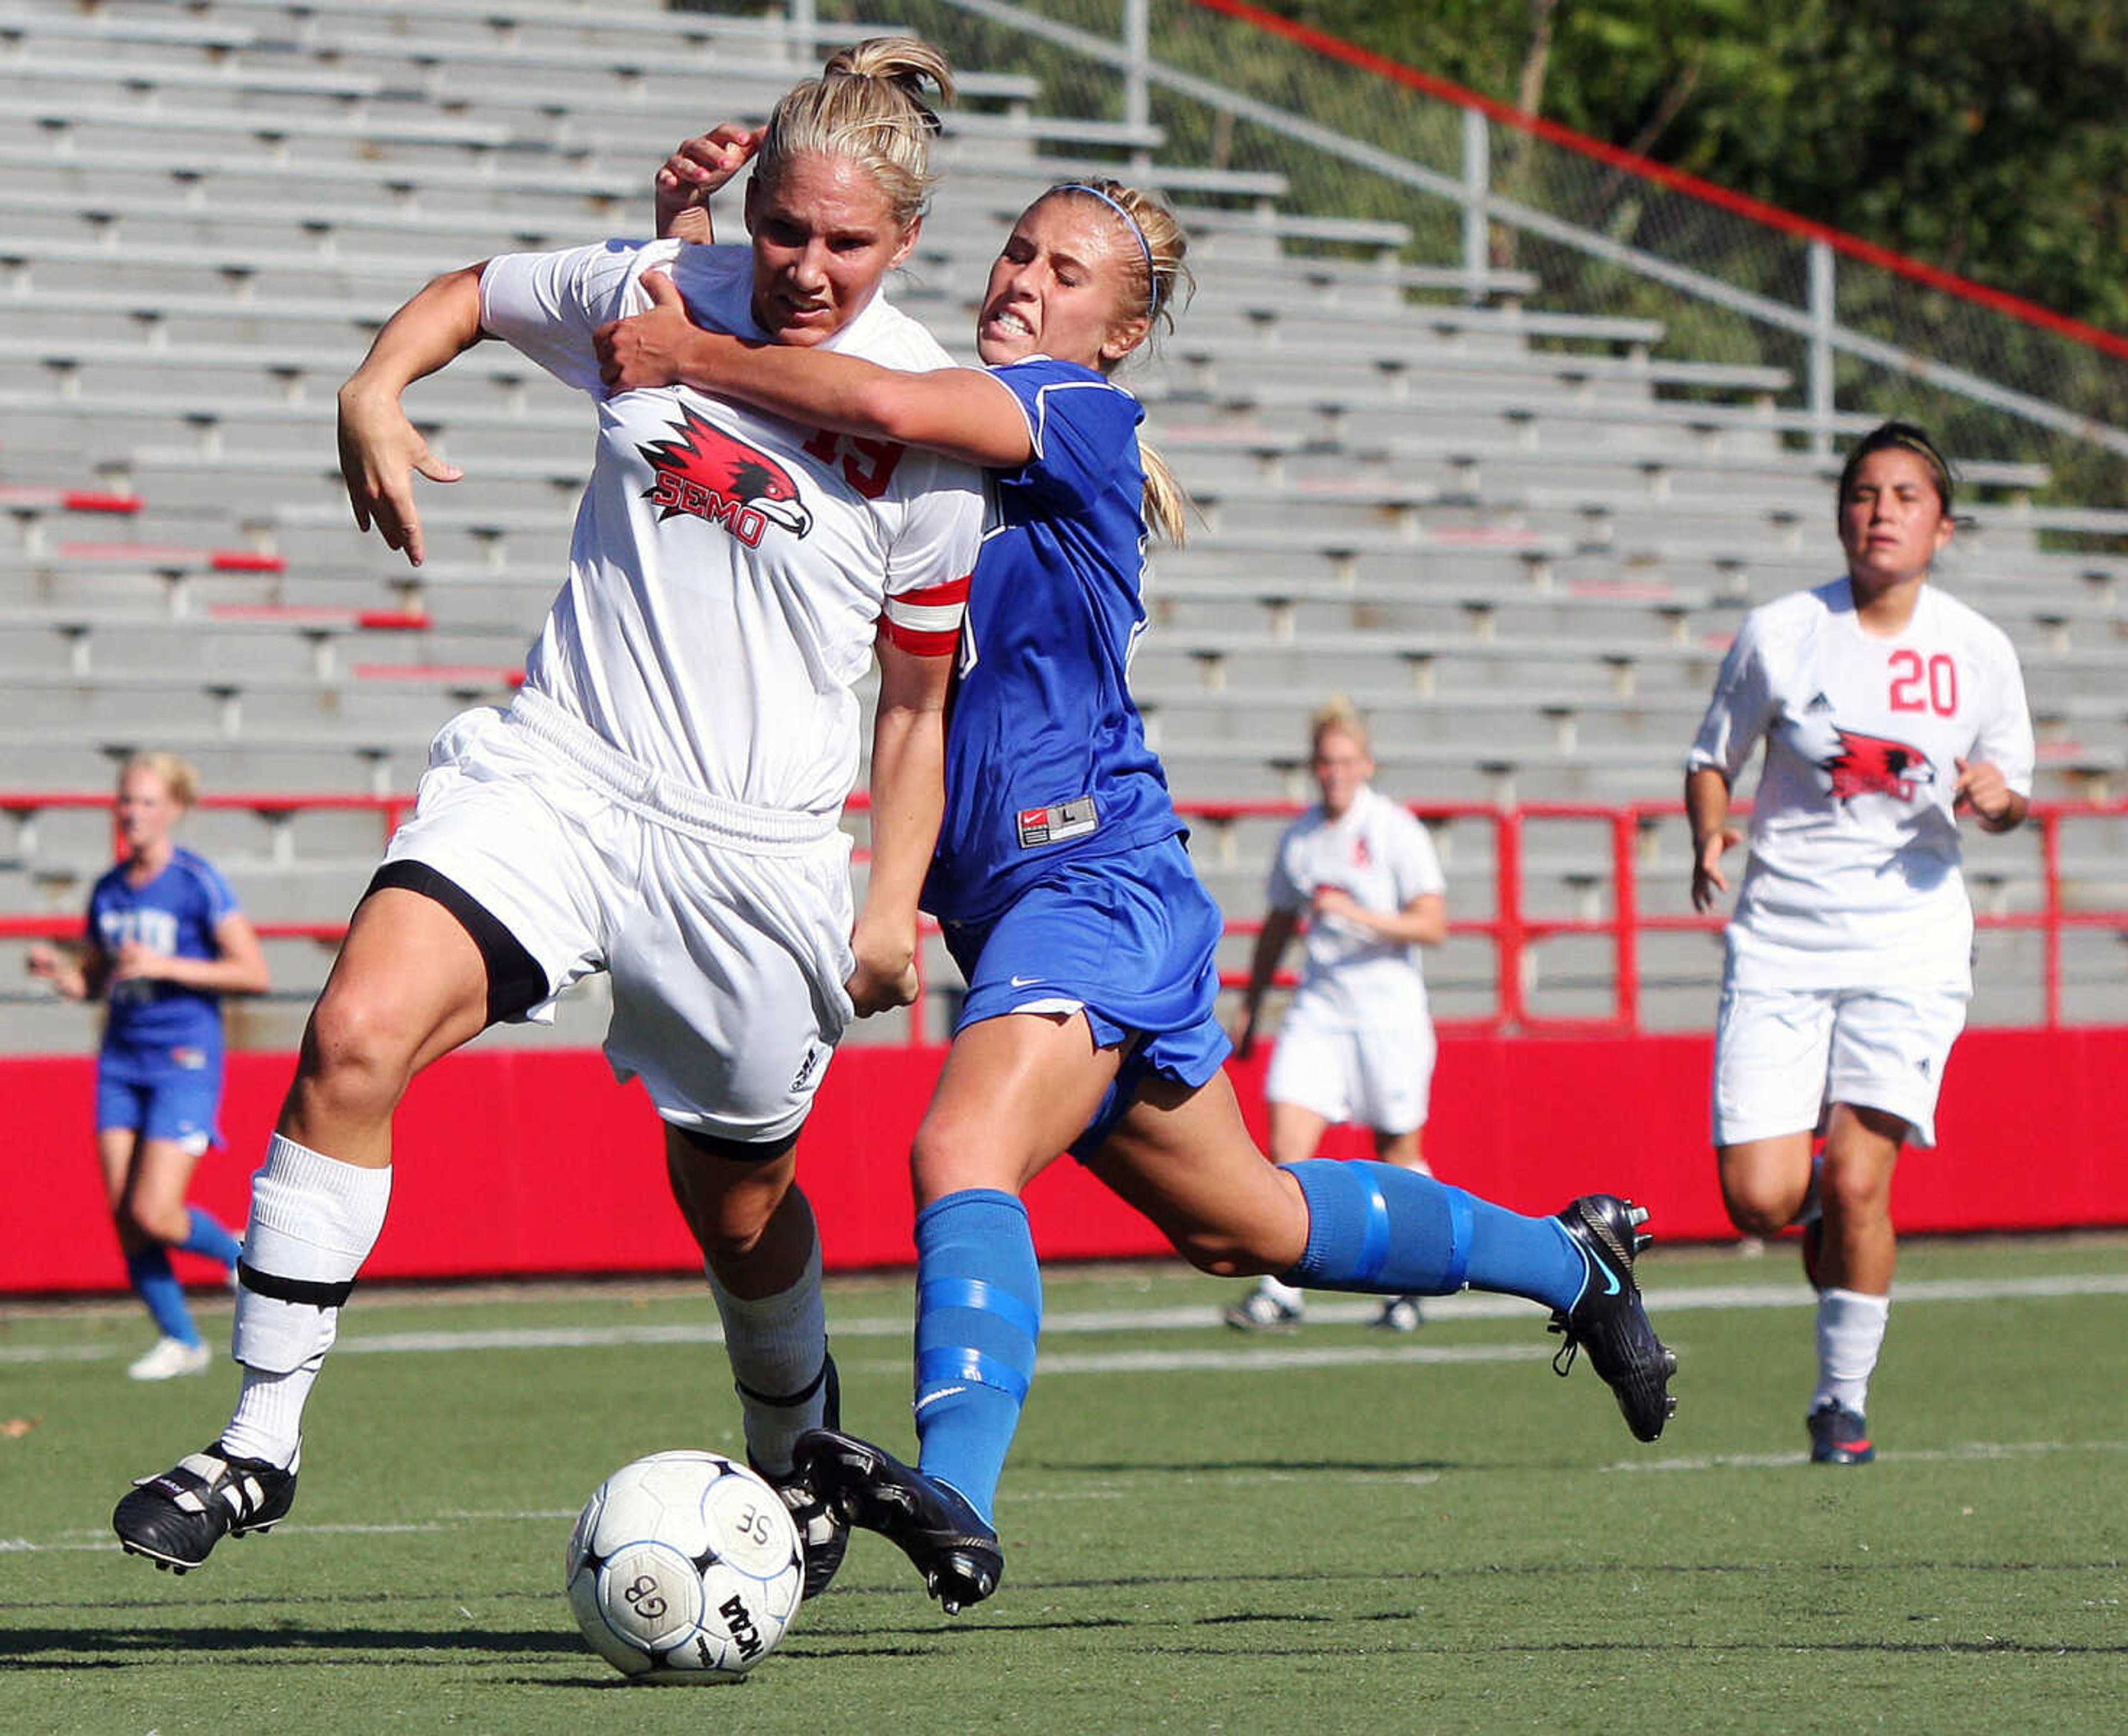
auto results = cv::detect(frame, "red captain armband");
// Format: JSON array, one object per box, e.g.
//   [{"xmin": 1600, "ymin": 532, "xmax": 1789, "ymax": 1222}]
[{"xmin": 881, "ymin": 572, "xmax": 971, "ymax": 656}]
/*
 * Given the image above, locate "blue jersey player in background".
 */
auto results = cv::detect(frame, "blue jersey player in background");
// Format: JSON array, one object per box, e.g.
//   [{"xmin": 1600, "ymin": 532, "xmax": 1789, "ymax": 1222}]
[
  {"xmin": 28, "ymin": 752, "xmax": 269, "ymax": 1379},
  {"xmin": 601, "ymin": 170, "xmax": 1680, "ymax": 1613}
]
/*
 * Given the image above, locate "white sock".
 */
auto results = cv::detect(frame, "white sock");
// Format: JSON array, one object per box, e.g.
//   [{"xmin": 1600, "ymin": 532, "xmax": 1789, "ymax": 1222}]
[
  {"xmin": 705, "ymin": 1236, "xmax": 829, "ymax": 1477},
  {"xmin": 1259, "ymin": 1276, "xmax": 1305, "ymax": 1311},
  {"xmin": 1813, "ymin": 1287, "xmax": 1890, "ymax": 1416},
  {"xmin": 221, "ymin": 1358, "xmax": 325, "ymax": 1469},
  {"xmin": 221, "ymin": 1135, "xmax": 392, "ymax": 1468}
]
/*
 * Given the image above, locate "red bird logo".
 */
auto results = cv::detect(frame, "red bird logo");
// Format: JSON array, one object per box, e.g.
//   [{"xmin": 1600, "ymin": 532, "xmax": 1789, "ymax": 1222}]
[
  {"xmin": 1820, "ymin": 728, "xmax": 1934, "ymax": 802},
  {"xmin": 638, "ymin": 405, "xmax": 812, "ymax": 546}
]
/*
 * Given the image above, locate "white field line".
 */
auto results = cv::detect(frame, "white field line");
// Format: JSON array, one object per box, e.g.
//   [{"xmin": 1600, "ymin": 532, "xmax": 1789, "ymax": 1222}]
[
  {"xmin": 10, "ymin": 1441, "xmax": 2127, "ymax": 1557},
  {"xmin": 4, "ymin": 1271, "xmax": 2124, "ymax": 1368}
]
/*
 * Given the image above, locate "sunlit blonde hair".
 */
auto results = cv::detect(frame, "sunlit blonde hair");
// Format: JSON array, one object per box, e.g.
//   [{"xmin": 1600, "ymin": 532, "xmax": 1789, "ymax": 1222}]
[
  {"xmin": 1039, "ymin": 178, "xmax": 1198, "ymax": 545},
  {"xmin": 119, "ymin": 750, "xmax": 200, "ymax": 810},
  {"xmin": 1308, "ymin": 697, "xmax": 1372, "ymax": 758},
  {"xmin": 754, "ymin": 37, "xmax": 955, "ymax": 231}
]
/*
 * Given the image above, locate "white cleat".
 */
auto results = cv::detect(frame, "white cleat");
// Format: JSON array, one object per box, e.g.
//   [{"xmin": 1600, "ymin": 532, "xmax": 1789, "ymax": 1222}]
[{"xmin": 126, "ymin": 1337, "xmax": 212, "ymax": 1381}]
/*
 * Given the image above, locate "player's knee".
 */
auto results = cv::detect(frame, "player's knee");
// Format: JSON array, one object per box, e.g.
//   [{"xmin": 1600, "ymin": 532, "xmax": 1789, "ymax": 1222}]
[
  {"xmin": 909, "ymin": 1117, "xmax": 1019, "ymax": 1201},
  {"xmin": 294, "ymin": 990, "xmax": 426, "ymax": 1119},
  {"xmin": 122, "ymin": 1198, "xmax": 192, "ymax": 1246},
  {"xmin": 1718, "ymin": 1177, "xmax": 1794, "ymax": 1240},
  {"xmin": 1818, "ymin": 1158, "xmax": 1892, "ymax": 1225}
]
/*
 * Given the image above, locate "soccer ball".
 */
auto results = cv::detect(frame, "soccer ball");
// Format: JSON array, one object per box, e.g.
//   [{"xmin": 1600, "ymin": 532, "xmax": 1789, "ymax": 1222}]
[{"xmin": 565, "ymin": 1450, "xmax": 804, "ymax": 1682}]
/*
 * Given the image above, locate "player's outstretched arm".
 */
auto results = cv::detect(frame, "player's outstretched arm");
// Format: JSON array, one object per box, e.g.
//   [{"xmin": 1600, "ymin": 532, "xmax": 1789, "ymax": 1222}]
[
  {"xmin": 846, "ymin": 635, "xmax": 954, "ymax": 1018},
  {"xmin": 337, "ymin": 265, "xmax": 486, "ymax": 566},
  {"xmin": 595, "ymin": 272, "xmax": 1032, "ymax": 469}
]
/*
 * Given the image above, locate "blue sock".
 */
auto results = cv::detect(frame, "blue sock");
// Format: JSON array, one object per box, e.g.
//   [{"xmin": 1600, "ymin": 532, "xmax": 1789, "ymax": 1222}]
[
  {"xmin": 126, "ymin": 1247, "xmax": 200, "ymax": 1346},
  {"xmin": 1282, "ymin": 1160, "xmax": 1589, "ymax": 1313},
  {"xmin": 177, "ymin": 1206, "xmax": 243, "ymax": 1271},
  {"xmin": 912, "ymin": 1189, "xmax": 1042, "ymax": 1527}
]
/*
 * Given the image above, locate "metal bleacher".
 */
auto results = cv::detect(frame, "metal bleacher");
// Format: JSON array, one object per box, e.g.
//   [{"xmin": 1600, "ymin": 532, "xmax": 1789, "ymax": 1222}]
[{"xmin": 2, "ymin": 0, "xmax": 2123, "ymax": 1047}]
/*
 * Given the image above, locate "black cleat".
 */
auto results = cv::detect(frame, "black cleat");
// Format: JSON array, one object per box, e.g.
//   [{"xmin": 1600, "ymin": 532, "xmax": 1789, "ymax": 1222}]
[
  {"xmin": 794, "ymin": 1427, "xmax": 1003, "ymax": 1615},
  {"xmin": 1548, "ymin": 1194, "xmax": 1679, "ymax": 1443},
  {"xmin": 112, "ymin": 1442, "xmax": 298, "ymax": 1573},
  {"xmin": 751, "ymin": 1356, "xmax": 848, "ymax": 1600},
  {"xmin": 1807, "ymin": 1401, "xmax": 1875, "ymax": 1465}
]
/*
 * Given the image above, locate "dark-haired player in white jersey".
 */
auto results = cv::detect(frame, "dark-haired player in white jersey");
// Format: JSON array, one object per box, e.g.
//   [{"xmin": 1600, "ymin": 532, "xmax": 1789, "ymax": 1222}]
[
  {"xmin": 111, "ymin": 40, "xmax": 981, "ymax": 1598},
  {"xmin": 603, "ymin": 163, "xmax": 1677, "ymax": 1614},
  {"xmin": 1687, "ymin": 421, "xmax": 2033, "ymax": 1465}
]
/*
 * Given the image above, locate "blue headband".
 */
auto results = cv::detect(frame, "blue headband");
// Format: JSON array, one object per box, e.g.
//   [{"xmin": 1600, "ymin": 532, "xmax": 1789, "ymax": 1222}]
[{"xmin": 1057, "ymin": 183, "xmax": 1158, "ymax": 321}]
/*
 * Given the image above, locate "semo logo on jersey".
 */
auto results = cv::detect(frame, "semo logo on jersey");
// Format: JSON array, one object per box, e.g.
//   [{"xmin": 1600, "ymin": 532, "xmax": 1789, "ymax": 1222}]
[
  {"xmin": 638, "ymin": 405, "xmax": 813, "ymax": 547},
  {"xmin": 1819, "ymin": 726, "xmax": 1935, "ymax": 803}
]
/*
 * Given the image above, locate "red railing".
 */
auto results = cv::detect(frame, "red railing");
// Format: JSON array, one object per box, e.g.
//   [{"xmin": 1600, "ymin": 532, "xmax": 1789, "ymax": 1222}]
[
  {"xmin": 7, "ymin": 793, "xmax": 2124, "ymax": 1037},
  {"xmin": 1191, "ymin": 797, "xmax": 2128, "ymax": 1035}
]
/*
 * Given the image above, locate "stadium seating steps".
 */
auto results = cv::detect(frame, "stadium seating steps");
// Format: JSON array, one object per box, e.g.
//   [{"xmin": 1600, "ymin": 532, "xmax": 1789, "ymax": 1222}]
[{"xmin": 1, "ymin": 0, "xmax": 2120, "ymax": 1043}]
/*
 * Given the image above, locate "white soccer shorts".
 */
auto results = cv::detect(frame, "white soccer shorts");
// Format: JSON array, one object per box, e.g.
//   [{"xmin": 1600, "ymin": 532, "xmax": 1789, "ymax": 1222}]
[
  {"xmin": 1264, "ymin": 1000, "xmax": 1435, "ymax": 1135},
  {"xmin": 382, "ymin": 698, "xmax": 857, "ymax": 1144},
  {"xmin": 1711, "ymin": 980, "xmax": 1970, "ymax": 1149}
]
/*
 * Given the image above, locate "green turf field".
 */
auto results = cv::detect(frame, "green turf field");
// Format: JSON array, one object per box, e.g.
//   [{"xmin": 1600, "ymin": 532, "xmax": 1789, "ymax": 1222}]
[{"xmin": 5, "ymin": 1236, "xmax": 2124, "ymax": 1735}]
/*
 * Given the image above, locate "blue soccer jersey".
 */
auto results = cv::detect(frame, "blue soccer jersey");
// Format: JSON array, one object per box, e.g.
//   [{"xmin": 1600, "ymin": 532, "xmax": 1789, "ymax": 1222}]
[
  {"xmin": 87, "ymin": 846, "xmax": 240, "ymax": 1057},
  {"xmin": 923, "ymin": 357, "xmax": 1183, "ymax": 927}
]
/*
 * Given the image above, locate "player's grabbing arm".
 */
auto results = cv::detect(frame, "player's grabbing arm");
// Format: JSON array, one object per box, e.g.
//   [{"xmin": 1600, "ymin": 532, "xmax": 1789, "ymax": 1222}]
[
  {"xmin": 597, "ymin": 272, "xmax": 1034, "ymax": 470},
  {"xmin": 654, "ymin": 124, "xmax": 764, "ymax": 245}
]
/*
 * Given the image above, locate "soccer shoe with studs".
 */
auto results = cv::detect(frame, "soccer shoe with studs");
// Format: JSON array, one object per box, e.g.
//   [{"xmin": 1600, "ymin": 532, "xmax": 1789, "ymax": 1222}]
[
  {"xmin": 113, "ymin": 1442, "xmax": 298, "ymax": 1573},
  {"xmin": 794, "ymin": 1427, "xmax": 1003, "ymax": 1615},
  {"xmin": 1807, "ymin": 1401, "xmax": 1875, "ymax": 1465},
  {"xmin": 751, "ymin": 1356, "xmax": 848, "ymax": 1601},
  {"xmin": 1547, "ymin": 1194, "xmax": 1679, "ymax": 1443},
  {"xmin": 1222, "ymin": 1283, "xmax": 1302, "ymax": 1333}
]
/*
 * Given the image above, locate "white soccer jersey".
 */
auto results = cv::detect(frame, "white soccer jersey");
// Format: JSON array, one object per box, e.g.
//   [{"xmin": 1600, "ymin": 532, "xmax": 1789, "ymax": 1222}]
[
  {"xmin": 1267, "ymin": 785, "xmax": 1446, "ymax": 1027},
  {"xmin": 1687, "ymin": 577, "xmax": 2034, "ymax": 989},
  {"xmin": 479, "ymin": 239, "xmax": 984, "ymax": 817}
]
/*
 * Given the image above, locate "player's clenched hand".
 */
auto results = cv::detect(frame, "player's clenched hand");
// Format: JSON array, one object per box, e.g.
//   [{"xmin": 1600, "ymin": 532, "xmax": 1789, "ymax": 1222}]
[
  {"xmin": 337, "ymin": 385, "xmax": 462, "ymax": 568},
  {"xmin": 1690, "ymin": 827, "xmax": 1740, "ymax": 913},
  {"xmin": 595, "ymin": 271, "xmax": 700, "ymax": 395},
  {"xmin": 1952, "ymin": 756, "xmax": 2013, "ymax": 824},
  {"xmin": 845, "ymin": 921, "xmax": 919, "ymax": 1018},
  {"xmin": 654, "ymin": 123, "xmax": 764, "ymax": 242}
]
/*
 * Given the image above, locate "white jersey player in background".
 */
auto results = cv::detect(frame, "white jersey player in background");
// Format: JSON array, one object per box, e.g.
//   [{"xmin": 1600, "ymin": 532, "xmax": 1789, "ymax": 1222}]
[
  {"xmin": 1686, "ymin": 420, "xmax": 2033, "ymax": 1465},
  {"xmin": 112, "ymin": 40, "xmax": 981, "ymax": 1597},
  {"xmin": 1225, "ymin": 699, "xmax": 1449, "ymax": 1333}
]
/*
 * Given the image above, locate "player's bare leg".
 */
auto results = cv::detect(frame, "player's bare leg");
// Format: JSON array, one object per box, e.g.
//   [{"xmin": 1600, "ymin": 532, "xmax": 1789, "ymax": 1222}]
[
  {"xmin": 114, "ymin": 890, "xmax": 492, "ymax": 1571},
  {"xmin": 1798, "ymin": 1103, "xmax": 1904, "ymax": 1463}
]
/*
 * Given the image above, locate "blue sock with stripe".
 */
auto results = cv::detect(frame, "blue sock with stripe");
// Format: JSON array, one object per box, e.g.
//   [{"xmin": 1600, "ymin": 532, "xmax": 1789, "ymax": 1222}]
[
  {"xmin": 126, "ymin": 1246, "xmax": 201, "ymax": 1346},
  {"xmin": 1282, "ymin": 1160, "xmax": 1588, "ymax": 1313},
  {"xmin": 912, "ymin": 1188, "xmax": 1042, "ymax": 1527},
  {"xmin": 177, "ymin": 1206, "xmax": 243, "ymax": 1271}
]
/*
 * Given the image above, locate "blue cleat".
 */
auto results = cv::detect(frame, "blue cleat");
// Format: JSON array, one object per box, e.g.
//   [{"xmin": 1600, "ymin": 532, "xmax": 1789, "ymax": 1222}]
[
  {"xmin": 795, "ymin": 1427, "xmax": 1003, "ymax": 1614},
  {"xmin": 1547, "ymin": 1194, "xmax": 1679, "ymax": 1442}
]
